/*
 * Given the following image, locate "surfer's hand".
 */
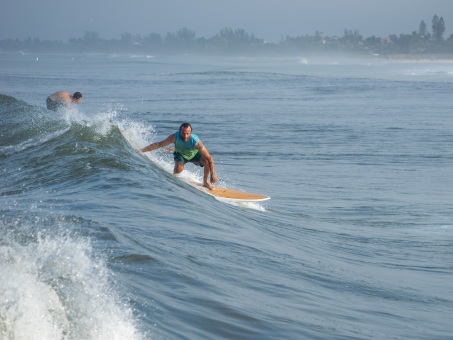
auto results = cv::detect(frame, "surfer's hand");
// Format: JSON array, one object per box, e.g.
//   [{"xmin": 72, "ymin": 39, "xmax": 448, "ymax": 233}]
[
  {"xmin": 163, "ymin": 146, "xmax": 174, "ymax": 153},
  {"xmin": 210, "ymin": 173, "xmax": 219, "ymax": 184}
]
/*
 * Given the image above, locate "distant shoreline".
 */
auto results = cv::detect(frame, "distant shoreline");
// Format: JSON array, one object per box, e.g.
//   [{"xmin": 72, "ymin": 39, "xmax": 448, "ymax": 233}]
[
  {"xmin": 2, "ymin": 49, "xmax": 453, "ymax": 62},
  {"xmin": 379, "ymin": 53, "xmax": 453, "ymax": 62}
]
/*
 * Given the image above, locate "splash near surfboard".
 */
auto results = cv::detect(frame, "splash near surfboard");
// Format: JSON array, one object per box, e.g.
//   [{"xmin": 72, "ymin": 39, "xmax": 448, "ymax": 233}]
[{"xmin": 120, "ymin": 128, "xmax": 270, "ymax": 203}]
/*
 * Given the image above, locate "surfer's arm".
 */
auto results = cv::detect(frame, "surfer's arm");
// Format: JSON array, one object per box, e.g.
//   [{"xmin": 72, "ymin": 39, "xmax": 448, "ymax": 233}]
[
  {"xmin": 196, "ymin": 141, "xmax": 218, "ymax": 184},
  {"xmin": 141, "ymin": 134, "xmax": 175, "ymax": 153}
]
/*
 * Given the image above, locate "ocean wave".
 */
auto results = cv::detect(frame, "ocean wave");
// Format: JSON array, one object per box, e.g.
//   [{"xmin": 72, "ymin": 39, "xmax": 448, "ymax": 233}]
[{"xmin": 0, "ymin": 230, "xmax": 143, "ymax": 340}]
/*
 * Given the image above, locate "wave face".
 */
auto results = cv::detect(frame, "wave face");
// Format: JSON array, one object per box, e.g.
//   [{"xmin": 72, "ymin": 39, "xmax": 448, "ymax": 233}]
[
  {"xmin": 1, "ymin": 54, "xmax": 453, "ymax": 339},
  {"xmin": 1, "ymin": 94, "xmax": 144, "ymax": 339}
]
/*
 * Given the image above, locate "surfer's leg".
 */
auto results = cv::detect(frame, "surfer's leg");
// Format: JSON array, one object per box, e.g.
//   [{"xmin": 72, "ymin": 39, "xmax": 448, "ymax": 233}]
[
  {"xmin": 174, "ymin": 161, "xmax": 184, "ymax": 174},
  {"xmin": 202, "ymin": 166, "xmax": 214, "ymax": 190},
  {"xmin": 199, "ymin": 156, "xmax": 215, "ymax": 189},
  {"xmin": 173, "ymin": 152, "xmax": 186, "ymax": 174},
  {"xmin": 203, "ymin": 164, "xmax": 210, "ymax": 182},
  {"xmin": 200, "ymin": 155, "xmax": 216, "ymax": 180}
]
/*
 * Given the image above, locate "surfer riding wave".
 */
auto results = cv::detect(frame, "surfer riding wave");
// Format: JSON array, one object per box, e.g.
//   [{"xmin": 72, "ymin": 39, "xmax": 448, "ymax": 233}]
[{"xmin": 141, "ymin": 122, "xmax": 218, "ymax": 190}]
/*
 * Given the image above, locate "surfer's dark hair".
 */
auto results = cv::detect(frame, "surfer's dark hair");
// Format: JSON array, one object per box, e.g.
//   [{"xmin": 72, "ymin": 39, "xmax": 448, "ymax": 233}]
[
  {"xmin": 73, "ymin": 92, "xmax": 82, "ymax": 99},
  {"xmin": 179, "ymin": 122, "xmax": 192, "ymax": 132}
]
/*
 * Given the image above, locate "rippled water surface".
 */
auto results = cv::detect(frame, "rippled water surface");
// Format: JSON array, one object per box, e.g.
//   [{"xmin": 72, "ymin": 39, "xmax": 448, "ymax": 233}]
[{"xmin": 1, "ymin": 52, "xmax": 452, "ymax": 339}]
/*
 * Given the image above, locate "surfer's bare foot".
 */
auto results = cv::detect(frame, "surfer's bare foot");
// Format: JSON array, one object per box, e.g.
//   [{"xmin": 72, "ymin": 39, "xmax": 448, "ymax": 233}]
[{"xmin": 203, "ymin": 182, "xmax": 215, "ymax": 190}]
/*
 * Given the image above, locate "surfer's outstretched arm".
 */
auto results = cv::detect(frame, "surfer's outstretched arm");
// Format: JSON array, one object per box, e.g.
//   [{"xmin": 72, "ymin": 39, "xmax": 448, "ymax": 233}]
[
  {"xmin": 196, "ymin": 141, "xmax": 218, "ymax": 189},
  {"xmin": 141, "ymin": 134, "xmax": 175, "ymax": 153}
]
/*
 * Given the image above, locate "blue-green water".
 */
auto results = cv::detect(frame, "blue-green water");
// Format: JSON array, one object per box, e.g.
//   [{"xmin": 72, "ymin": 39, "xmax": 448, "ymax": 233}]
[{"xmin": 1, "ymin": 52, "xmax": 452, "ymax": 339}]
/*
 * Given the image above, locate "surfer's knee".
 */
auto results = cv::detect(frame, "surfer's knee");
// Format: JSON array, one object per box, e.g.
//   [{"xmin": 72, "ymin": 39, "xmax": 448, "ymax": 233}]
[
  {"xmin": 174, "ymin": 162, "xmax": 184, "ymax": 173},
  {"xmin": 200, "ymin": 156, "xmax": 212, "ymax": 169}
]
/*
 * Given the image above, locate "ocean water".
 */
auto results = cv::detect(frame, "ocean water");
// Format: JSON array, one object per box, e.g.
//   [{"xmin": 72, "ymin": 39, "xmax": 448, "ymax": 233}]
[{"xmin": 1, "ymin": 52, "xmax": 452, "ymax": 339}]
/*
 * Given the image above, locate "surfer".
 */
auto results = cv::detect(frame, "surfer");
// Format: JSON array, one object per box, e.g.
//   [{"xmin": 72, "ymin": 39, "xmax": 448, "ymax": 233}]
[
  {"xmin": 46, "ymin": 91, "xmax": 82, "ymax": 111},
  {"xmin": 141, "ymin": 122, "xmax": 219, "ymax": 190}
]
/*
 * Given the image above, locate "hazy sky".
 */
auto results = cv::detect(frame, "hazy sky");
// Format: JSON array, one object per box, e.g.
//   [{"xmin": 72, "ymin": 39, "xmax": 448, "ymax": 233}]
[{"xmin": 2, "ymin": 0, "xmax": 453, "ymax": 42}]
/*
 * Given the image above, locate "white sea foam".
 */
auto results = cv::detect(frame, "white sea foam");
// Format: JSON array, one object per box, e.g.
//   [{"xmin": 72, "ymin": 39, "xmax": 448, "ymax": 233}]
[
  {"xmin": 60, "ymin": 106, "xmax": 119, "ymax": 137},
  {"xmin": 0, "ymin": 233, "xmax": 143, "ymax": 340},
  {"xmin": 116, "ymin": 119, "xmax": 155, "ymax": 150}
]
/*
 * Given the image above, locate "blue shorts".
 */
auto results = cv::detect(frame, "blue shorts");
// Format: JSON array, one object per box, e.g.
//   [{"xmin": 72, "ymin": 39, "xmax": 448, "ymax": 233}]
[
  {"xmin": 173, "ymin": 151, "xmax": 204, "ymax": 167},
  {"xmin": 46, "ymin": 97, "xmax": 61, "ymax": 111}
]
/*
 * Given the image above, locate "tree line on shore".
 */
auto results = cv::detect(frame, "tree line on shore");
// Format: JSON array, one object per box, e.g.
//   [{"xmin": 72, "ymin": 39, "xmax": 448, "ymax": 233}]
[{"xmin": 1, "ymin": 15, "xmax": 452, "ymax": 56}]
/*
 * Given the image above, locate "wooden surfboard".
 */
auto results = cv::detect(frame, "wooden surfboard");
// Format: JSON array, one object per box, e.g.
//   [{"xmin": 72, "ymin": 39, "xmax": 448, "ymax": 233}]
[{"xmin": 190, "ymin": 182, "xmax": 270, "ymax": 202}]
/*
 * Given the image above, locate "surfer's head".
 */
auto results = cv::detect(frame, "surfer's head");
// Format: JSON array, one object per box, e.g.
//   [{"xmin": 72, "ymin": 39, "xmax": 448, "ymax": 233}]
[
  {"xmin": 72, "ymin": 92, "xmax": 83, "ymax": 104},
  {"xmin": 179, "ymin": 122, "xmax": 192, "ymax": 141}
]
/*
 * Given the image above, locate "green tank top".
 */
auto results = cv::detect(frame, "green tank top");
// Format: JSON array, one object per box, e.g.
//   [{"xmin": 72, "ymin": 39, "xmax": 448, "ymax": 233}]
[{"xmin": 175, "ymin": 131, "xmax": 199, "ymax": 160}]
